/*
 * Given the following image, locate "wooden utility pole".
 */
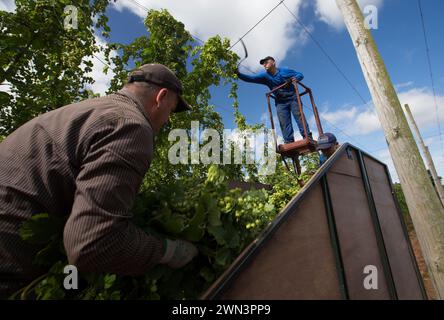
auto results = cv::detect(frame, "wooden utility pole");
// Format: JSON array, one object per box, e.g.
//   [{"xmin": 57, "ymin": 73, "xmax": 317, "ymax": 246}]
[
  {"xmin": 336, "ymin": 0, "xmax": 444, "ymax": 298},
  {"xmin": 405, "ymin": 104, "xmax": 444, "ymax": 207}
]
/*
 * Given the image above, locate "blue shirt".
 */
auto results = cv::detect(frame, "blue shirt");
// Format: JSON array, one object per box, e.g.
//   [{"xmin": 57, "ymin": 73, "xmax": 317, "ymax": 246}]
[{"xmin": 237, "ymin": 67, "xmax": 304, "ymax": 103}]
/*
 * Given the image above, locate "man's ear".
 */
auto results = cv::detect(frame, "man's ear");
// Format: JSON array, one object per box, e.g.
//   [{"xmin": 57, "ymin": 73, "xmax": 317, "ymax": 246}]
[{"xmin": 155, "ymin": 88, "xmax": 169, "ymax": 106}]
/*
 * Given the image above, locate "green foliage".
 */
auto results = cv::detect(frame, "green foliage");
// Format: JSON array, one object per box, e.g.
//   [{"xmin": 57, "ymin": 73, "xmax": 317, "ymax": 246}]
[
  {"xmin": 34, "ymin": 262, "xmax": 67, "ymax": 300},
  {"xmin": 20, "ymin": 213, "xmax": 66, "ymax": 267},
  {"xmin": 105, "ymin": 9, "xmax": 243, "ymax": 187},
  {"xmin": 0, "ymin": 0, "xmax": 113, "ymax": 135},
  {"xmin": 393, "ymin": 183, "xmax": 413, "ymax": 229},
  {"xmin": 18, "ymin": 164, "xmax": 305, "ymax": 300}
]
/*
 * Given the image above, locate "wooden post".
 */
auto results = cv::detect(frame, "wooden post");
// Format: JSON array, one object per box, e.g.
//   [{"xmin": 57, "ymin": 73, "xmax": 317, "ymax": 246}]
[
  {"xmin": 336, "ymin": 0, "xmax": 444, "ymax": 298},
  {"xmin": 404, "ymin": 104, "xmax": 444, "ymax": 207}
]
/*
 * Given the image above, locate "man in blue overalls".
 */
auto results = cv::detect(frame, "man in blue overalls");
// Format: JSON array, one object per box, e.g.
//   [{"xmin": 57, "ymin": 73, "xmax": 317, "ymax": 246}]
[{"xmin": 237, "ymin": 56, "xmax": 312, "ymax": 143}]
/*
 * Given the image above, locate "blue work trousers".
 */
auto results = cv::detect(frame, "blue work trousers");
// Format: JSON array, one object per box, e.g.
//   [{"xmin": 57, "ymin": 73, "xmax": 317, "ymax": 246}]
[{"xmin": 276, "ymin": 99, "xmax": 311, "ymax": 143}]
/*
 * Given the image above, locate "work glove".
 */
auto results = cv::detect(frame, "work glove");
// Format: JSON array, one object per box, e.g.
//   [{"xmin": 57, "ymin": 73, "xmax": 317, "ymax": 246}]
[{"xmin": 159, "ymin": 238, "xmax": 199, "ymax": 269}]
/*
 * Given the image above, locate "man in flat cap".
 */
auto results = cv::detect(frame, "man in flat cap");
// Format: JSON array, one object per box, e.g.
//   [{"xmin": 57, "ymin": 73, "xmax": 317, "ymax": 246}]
[
  {"xmin": 237, "ymin": 56, "xmax": 312, "ymax": 144},
  {"xmin": 0, "ymin": 63, "xmax": 197, "ymax": 298}
]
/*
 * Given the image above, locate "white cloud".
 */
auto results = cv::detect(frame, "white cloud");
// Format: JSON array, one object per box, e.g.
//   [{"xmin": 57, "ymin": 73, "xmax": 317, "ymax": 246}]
[
  {"xmin": 314, "ymin": 0, "xmax": 383, "ymax": 30},
  {"xmin": 321, "ymin": 106, "xmax": 357, "ymax": 124},
  {"xmin": 260, "ymin": 112, "xmax": 269, "ymax": 124},
  {"xmin": 320, "ymin": 87, "xmax": 444, "ymax": 139},
  {"xmin": 0, "ymin": 82, "xmax": 12, "ymax": 94},
  {"xmin": 321, "ymin": 86, "xmax": 444, "ymax": 181},
  {"xmin": 83, "ymin": 36, "xmax": 117, "ymax": 95},
  {"xmin": 0, "ymin": 0, "xmax": 16, "ymax": 12},
  {"xmin": 395, "ymin": 81, "xmax": 414, "ymax": 90},
  {"xmin": 424, "ymin": 137, "xmax": 434, "ymax": 147},
  {"xmin": 111, "ymin": 0, "xmax": 308, "ymax": 71},
  {"xmin": 355, "ymin": 109, "xmax": 381, "ymax": 134},
  {"xmin": 320, "ymin": 103, "xmax": 381, "ymax": 136},
  {"xmin": 399, "ymin": 87, "xmax": 444, "ymax": 130},
  {"xmin": 430, "ymin": 154, "xmax": 444, "ymax": 181},
  {"xmin": 375, "ymin": 142, "xmax": 444, "ymax": 184}
]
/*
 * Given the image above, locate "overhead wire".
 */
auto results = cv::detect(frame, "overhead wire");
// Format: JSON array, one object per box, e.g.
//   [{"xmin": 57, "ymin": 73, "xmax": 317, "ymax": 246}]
[
  {"xmin": 125, "ymin": 0, "xmax": 257, "ymax": 75},
  {"xmin": 417, "ymin": 0, "xmax": 443, "ymax": 155},
  {"xmin": 282, "ymin": 1, "xmax": 369, "ymax": 107},
  {"xmin": 125, "ymin": 0, "xmax": 206, "ymax": 44},
  {"xmin": 229, "ymin": 0, "xmax": 285, "ymax": 50}
]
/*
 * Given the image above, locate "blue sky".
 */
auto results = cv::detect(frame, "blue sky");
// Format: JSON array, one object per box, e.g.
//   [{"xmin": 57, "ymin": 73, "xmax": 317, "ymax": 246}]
[{"xmin": 1, "ymin": 0, "xmax": 444, "ymax": 181}]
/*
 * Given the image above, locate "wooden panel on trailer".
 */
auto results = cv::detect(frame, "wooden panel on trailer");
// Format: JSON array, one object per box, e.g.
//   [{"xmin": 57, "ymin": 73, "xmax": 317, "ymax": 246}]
[
  {"xmin": 327, "ymin": 150, "xmax": 391, "ymax": 299},
  {"xmin": 363, "ymin": 155, "xmax": 425, "ymax": 299},
  {"xmin": 220, "ymin": 183, "xmax": 341, "ymax": 299}
]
